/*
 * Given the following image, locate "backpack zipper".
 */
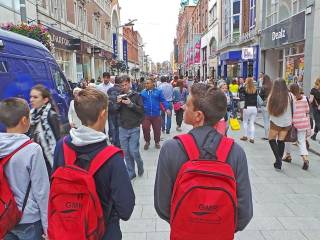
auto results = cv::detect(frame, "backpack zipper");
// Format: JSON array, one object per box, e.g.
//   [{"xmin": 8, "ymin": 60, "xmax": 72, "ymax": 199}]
[
  {"xmin": 0, "ymin": 200, "xmax": 12, "ymax": 218},
  {"xmin": 172, "ymin": 186, "xmax": 237, "ymax": 226},
  {"xmin": 185, "ymin": 169, "xmax": 235, "ymax": 181}
]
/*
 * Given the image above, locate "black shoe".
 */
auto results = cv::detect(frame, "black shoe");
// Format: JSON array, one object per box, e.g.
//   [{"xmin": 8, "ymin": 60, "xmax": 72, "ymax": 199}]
[
  {"xmin": 166, "ymin": 131, "xmax": 170, "ymax": 134},
  {"xmin": 138, "ymin": 167, "xmax": 144, "ymax": 177},
  {"xmin": 311, "ymin": 134, "xmax": 317, "ymax": 141},
  {"xmin": 274, "ymin": 160, "xmax": 282, "ymax": 170},
  {"xmin": 302, "ymin": 160, "xmax": 309, "ymax": 170}
]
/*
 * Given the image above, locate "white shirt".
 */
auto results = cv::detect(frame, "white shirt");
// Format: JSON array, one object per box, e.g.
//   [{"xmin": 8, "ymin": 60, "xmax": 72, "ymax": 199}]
[{"xmin": 97, "ymin": 82, "xmax": 114, "ymax": 96}]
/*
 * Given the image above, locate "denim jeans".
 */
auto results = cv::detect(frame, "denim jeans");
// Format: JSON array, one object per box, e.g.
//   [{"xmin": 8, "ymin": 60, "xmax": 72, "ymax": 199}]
[
  {"xmin": 161, "ymin": 102, "xmax": 172, "ymax": 133},
  {"xmin": 4, "ymin": 220, "xmax": 43, "ymax": 240},
  {"xmin": 108, "ymin": 114, "xmax": 120, "ymax": 147},
  {"xmin": 119, "ymin": 127, "xmax": 144, "ymax": 178}
]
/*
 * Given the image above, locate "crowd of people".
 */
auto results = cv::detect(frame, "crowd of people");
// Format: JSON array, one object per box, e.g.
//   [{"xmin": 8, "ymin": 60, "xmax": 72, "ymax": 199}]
[{"xmin": 0, "ymin": 71, "xmax": 319, "ymax": 239}]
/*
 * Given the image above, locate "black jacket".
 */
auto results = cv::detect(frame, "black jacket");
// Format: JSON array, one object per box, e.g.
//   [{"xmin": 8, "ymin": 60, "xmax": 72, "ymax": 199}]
[
  {"xmin": 107, "ymin": 84, "xmax": 122, "ymax": 114},
  {"xmin": 244, "ymin": 91, "xmax": 258, "ymax": 108},
  {"xmin": 53, "ymin": 136, "xmax": 135, "ymax": 240},
  {"xmin": 118, "ymin": 91, "xmax": 144, "ymax": 129}
]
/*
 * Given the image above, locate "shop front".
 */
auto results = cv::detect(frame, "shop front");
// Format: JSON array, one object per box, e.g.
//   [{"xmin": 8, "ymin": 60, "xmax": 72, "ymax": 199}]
[
  {"xmin": 48, "ymin": 27, "xmax": 74, "ymax": 82},
  {"xmin": 218, "ymin": 45, "xmax": 259, "ymax": 82},
  {"xmin": 261, "ymin": 12, "xmax": 305, "ymax": 85}
]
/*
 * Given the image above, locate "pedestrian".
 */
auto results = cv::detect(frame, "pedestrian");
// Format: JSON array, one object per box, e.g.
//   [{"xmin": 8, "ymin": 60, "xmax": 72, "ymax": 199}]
[
  {"xmin": 173, "ymin": 79, "xmax": 188, "ymax": 131},
  {"xmin": 259, "ymin": 74, "xmax": 273, "ymax": 140},
  {"xmin": 140, "ymin": 78, "xmax": 171, "ymax": 150},
  {"xmin": 267, "ymin": 78, "xmax": 293, "ymax": 170},
  {"xmin": 310, "ymin": 78, "xmax": 320, "ymax": 142},
  {"xmin": 28, "ymin": 84, "xmax": 61, "ymax": 175},
  {"xmin": 68, "ymin": 87, "xmax": 82, "ymax": 129},
  {"xmin": 219, "ymin": 81, "xmax": 234, "ymax": 133},
  {"xmin": 282, "ymin": 83, "xmax": 310, "ymax": 170},
  {"xmin": 240, "ymin": 77, "xmax": 258, "ymax": 143},
  {"xmin": 107, "ymin": 76, "xmax": 122, "ymax": 147},
  {"xmin": 171, "ymin": 75, "xmax": 179, "ymax": 88},
  {"xmin": 238, "ymin": 78, "xmax": 246, "ymax": 120},
  {"xmin": 154, "ymin": 83, "xmax": 253, "ymax": 239},
  {"xmin": 158, "ymin": 76, "xmax": 174, "ymax": 134},
  {"xmin": 117, "ymin": 75, "xmax": 144, "ymax": 180},
  {"xmin": 229, "ymin": 78, "xmax": 239, "ymax": 98},
  {"xmin": 0, "ymin": 98, "xmax": 49, "ymax": 240},
  {"xmin": 137, "ymin": 77, "xmax": 145, "ymax": 92},
  {"xmin": 51, "ymin": 88, "xmax": 135, "ymax": 240}
]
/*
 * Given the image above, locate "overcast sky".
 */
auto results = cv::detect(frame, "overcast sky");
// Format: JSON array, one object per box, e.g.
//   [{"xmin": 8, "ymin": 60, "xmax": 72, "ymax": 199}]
[{"xmin": 118, "ymin": 0, "xmax": 181, "ymax": 63}]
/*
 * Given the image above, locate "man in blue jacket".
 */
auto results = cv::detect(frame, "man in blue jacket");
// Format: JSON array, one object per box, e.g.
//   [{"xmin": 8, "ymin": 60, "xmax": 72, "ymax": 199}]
[
  {"xmin": 140, "ymin": 79, "xmax": 171, "ymax": 149},
  {"xmin": 53, "ymin": 88, "xmax": 135, "ymax": 240}
]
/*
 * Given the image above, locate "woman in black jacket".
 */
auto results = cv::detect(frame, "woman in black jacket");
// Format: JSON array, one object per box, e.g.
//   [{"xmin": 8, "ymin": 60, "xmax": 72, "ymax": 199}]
[
  {"xmin": 29, "ymin": 84, "xmax": 61, "ymax": 174},
  {"xmin": 259, "ymin": 75, "xmax": 273, "ymax": 140}
]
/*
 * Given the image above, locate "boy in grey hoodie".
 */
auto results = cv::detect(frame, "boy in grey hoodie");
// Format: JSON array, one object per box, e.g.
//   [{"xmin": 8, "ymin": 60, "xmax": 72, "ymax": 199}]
[{"xmin": 0, "ymin": 98, "xmax": 49, "ymax": 240}]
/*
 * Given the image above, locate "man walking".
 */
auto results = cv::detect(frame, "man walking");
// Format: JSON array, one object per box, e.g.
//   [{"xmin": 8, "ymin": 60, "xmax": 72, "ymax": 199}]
[
  {"xmin": 107, "ymin": 76, "xmax": 122, "ymax": 147},
  {"xmin": 158, "ymin": 76, "xmax": 174, "ymax": 134},
  {"xmin": 140, "ymin": 79, "xmax": 170, "ymax": 149},
  {"xmin": 117, "ymin": 76, "xmax": 144, "ymax": 180}
]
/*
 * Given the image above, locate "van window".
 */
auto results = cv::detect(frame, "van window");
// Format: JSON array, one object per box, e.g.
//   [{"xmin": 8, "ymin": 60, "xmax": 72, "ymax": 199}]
[
  {"xmin": 50, "ymin": 65, "xmax": 69, "ymax": 95},
  {"xmin": 0, "ymin": 61, "xmax": 8, "ymax": 73}
]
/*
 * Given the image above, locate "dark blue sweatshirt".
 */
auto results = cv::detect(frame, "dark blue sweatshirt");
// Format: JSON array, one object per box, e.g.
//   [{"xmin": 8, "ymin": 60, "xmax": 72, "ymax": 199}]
[{"xmin": 53, "ymin": 136, "xmax": 135, "ymax": 240}]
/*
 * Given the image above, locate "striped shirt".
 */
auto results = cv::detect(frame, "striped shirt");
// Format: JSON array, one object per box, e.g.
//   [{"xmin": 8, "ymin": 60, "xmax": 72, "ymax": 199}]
[{"xmin": 293, "ymin": 96, "xmax": 310, "ymax": 130}]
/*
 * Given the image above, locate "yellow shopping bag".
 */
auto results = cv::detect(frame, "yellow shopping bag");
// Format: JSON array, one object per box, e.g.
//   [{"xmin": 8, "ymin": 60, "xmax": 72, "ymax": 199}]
[{"xmin": 229, "ymin": 118, "xmax": 240, "ymax": 131}]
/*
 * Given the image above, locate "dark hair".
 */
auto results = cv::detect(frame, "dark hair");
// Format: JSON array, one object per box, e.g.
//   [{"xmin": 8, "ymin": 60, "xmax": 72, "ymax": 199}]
[
  {"xmin": 0, "ymin": 98, "xmax": 30, "ymax": 128},
  {"xmin": 140, "ymin": 77, "xmax": 145, "ymax": 82},
  {"xmin": 174, "ymin": 75, "xmax": 179, "ymax": 81},
  {"xmin": 262, "ymin": 74, "xmax": 272, "ymax": 96},
  {"xmin": 75, "ymin": 88, "xmax": 108, "ymax": 126},
  {"xmin": 177, "ymin": 79, "xmax": 184, "ymax": 88},
  {"xmin": 160, "ymin": 76, "xmax": 167, "ymax": 83},
  {"xmin": 90, "ymin": 79, "xmax": 95, "ymax": 83},
  {"xmin": 268, "ymin": 78, "xmax": 289, "ymax": 117},
  {"xmin": 115, "ymin": 76, "xmax": 122, "ymax": 84},
  {"xmin": 120, "ymin": 75, "xmax": 131, "ymax": 83},
  {"xmin": 289, "ymin": 83, "xmax": 302, "ymax": 100},
  {"xmin": 103, "ymin": 72, "xmax": 110, "ymax": 78},
  {"xmin": 190, "ymin": 83, "xmax": 227, "ymax": 126}
]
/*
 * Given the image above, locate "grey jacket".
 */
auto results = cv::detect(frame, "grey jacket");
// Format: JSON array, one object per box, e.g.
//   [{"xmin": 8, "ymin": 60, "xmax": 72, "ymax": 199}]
[
  {"xmin": 0, "ymin": 133, "xmax": 49, "ymax": 232},
  {"xmin": 154, "ymin": 126, "xmax": 253, "ymax": 231}
]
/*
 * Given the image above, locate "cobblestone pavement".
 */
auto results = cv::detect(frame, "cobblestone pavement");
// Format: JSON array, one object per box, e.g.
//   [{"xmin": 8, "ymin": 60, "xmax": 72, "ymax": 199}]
[{"xmin": 121, "ymin": 117, "xmax": 320, "ymax": 240}]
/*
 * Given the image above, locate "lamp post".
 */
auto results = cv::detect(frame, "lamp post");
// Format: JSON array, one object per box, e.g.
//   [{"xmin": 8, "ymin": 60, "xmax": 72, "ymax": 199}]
[{"xmin": 144, "ymin": 54, "xmax": 149, "ymax": 77}]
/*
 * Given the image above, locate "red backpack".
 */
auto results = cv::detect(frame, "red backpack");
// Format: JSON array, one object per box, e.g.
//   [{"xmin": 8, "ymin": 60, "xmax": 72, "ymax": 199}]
[
  {"xmin": 170, "ymin": 134, "xmax": 237, "ymax": 240},
  {"xmin": 48, "ymin": 142, "xmax": 122, "ymax": 240},
  {"xmin": 0, "ymin": 140, "xmax": 33, "ymax": 238}
]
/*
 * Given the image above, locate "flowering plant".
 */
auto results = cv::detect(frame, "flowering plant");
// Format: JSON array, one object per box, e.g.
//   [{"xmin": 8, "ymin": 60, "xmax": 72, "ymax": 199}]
[{"xmin": 1, "ymin": 23, "xmax": 53, "ymax": 51}]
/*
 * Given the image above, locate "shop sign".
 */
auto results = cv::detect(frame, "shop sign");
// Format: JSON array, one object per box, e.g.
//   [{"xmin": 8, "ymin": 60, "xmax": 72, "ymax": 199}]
[
  {"xmin": 194, "ymin": 34, "xmax": 201, "ymax": 64},
  {"xmin": 123, "ymin": 39, "xmax": 128, "ymax": 66},
  {"xmin": 242, "ymin": 47, "xmax": 254, "ymax": 60},
  {"xmin": 113, "ymin": 33, "xmax": 118, "ymax": 59},
  {"xmin": 261, "ymin": 12, "xmax": 305, "ymax": 49},
  {"xmin": 47, "ymin": 27, "xmax": 71, "ymax": 50}
]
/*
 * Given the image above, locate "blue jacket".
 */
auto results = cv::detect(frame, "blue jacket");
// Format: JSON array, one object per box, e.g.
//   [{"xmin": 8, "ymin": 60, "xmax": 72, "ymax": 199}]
[
  {"xmin": 53, "ymin": 136, "xmax": 135, "ymax": 240},
  {"xmin": 140, "ymin": 88, "xmax": 169, "ymax": 117}
]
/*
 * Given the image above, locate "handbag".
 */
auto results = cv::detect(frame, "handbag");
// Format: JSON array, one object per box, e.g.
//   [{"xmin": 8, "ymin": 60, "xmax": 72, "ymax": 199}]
[
  {"xmin": 229, "ymin": 117, "xmax": 240, "ymax": 131},
  {"xmin": 285, "ymin": 96, "xmax": 298, "ymax": 142},
  {"xmin": 173, "ymin": 102, "xmax": 181, "ymax": 111}
]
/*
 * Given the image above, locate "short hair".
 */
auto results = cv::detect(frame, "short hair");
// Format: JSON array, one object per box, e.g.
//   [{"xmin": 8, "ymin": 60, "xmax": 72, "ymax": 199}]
[
  {"xmin": 74, "ymin": 88, "xmax": 108, "ymax": 126},
  {"xmin": 0, "ymin": 98, "xmax": 30, "ymax": 128},
  {"xmin": 120, "ymin": 75, "xmax": 131, "ymax": 83},
  {"xmin": 160, "ymin": 76, "xmax": 167, "ymax": 83},
  {"xmin": 103, "ymin": 72, "xmax": 110, "ymax": 78},
  {"xmin": 174, "ymin": 75, "xmax": 179, "ymax": 81},
  {"xmin": 115, "ymin": 76, "xmax": 122, "ymax": 84},
  {"xmin": 140, "ymin": 77, "xmax": 145, "ymax": 82},
  {"xmin": 190, "ymin": 83, "xmax": 227, "ymax": 126}
]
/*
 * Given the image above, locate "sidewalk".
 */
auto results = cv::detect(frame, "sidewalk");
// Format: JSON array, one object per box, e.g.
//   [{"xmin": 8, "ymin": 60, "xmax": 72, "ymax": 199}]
[
  {"xmin": 255, "ymin": 112, "xmax": 320, "ymax": 156},
  {"xmin": 121, "ymin": 120, "xmax": 320, "ymax": 240}
]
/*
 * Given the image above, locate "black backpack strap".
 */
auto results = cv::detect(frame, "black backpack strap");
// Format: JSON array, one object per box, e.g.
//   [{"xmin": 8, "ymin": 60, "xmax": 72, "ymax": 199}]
[{"xmin": 22, "ymin": 181, "xmax": 31, "ymax": 212}]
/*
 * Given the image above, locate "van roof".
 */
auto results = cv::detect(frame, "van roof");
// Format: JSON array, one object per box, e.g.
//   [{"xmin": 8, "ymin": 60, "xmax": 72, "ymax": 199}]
[{"xmin": 0, "ymin": 28, "xmax": 50, "ymax": 52}]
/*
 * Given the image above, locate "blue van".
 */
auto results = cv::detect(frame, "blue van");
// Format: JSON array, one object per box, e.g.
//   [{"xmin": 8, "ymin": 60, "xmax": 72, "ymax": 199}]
[{"xmin": 0, "ymin": 29, "xmax": 72, "ymax": 131}]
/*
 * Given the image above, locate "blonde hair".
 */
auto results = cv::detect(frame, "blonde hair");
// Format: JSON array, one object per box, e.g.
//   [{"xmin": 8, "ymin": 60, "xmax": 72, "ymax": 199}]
[
  {"xmin": 314, "ymin": 78, "xmax": 320, "ymax": 89},
  {"xmin": 245, "ymin": 77, "xmax": 256, "ymax": 94}
]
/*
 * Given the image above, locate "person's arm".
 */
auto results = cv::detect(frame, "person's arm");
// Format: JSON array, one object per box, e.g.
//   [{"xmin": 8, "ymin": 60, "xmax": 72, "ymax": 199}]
[
  {"xmin": 110, "ymin": 153, "xmax": 135, "ymax": 221},
  {"xmin": 49, "ymin": 111, "xmax": 61, "ymax": 140},
  {"xmin": 68, "ymin": 101, "xmax": 74, "ymax": 125},
  {"xmin": 29, "ymin": 144, "xmax": 50, "ymax": 234},
  {"xmin": 128, "ymin": 94, "xmax": 144, "ymax": 115},
  {"xmin": 159, "ymin": 90, "xmax": 170, "ymax": 115},
  {"xmin": 230, "ymin": 145, "xmax": 253, "ymax": 231}
]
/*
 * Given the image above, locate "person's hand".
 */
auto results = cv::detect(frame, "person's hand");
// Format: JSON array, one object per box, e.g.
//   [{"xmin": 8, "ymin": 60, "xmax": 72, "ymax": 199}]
[
  {"xmin": 42, "ymin": 234, "xmax": 49, "ymax": 240},
  {"xmin": 166, "ymin": 109, "xmax": 172, "ymax": 116},
  {"xmin": 116, "ymin": 96, "xmax": 122, "ymax": 103},
  {"xmin": 181, "ymin": 104, "xmax": 186, "ymax": 110},
  {"xmin": 122, "ymin": 99, "xmax": 132, "ymax": 105}
]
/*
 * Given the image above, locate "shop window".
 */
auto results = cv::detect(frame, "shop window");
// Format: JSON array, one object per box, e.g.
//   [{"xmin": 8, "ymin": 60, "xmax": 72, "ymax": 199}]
[
  {"xmin": 233, "ymin": 0, "xmax": 241, "ymax": 14},
  {"xmin": 249, "ymin": 0, "xmax": 256, "ymax": 30},
  {"xmin": 0, "ymin": 61, "xmax": 8, "ymax": 73},
  {"xmin": 266, "ymin": 0, "xmax": 278, "ymax": 27},
  {"xmin": 278, "ymin": 49, "xmax": 283, "ymax": 59},
  {"xmin": 50, "ymin": 65, "xmax": 69, "ymax": 95},
  {"xmin": 233, "ymin": 15, "xmax": 240, "ymax": 36},
  {"xmin": 279, "ymin": 0, "xmax": 291, "ymax": 22}
]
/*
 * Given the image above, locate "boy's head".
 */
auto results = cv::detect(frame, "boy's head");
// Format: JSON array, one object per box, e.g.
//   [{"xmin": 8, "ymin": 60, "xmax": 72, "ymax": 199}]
[
  {"xmin": 0, "ymin": 98, "xmax": 30, "ymax": 133},
  {"xmin": 74, "ymin": 88, "xmax": 108, "ymax": 131},
  {"xmin": 184, "ymin": 83, "xmax": 227, "ymax": 127}
]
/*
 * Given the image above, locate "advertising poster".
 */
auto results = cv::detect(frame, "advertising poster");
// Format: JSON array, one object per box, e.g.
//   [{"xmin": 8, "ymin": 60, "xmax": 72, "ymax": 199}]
[{"xmin": 193, "ymin": 34, "xmax": 201, "ymax": 64}]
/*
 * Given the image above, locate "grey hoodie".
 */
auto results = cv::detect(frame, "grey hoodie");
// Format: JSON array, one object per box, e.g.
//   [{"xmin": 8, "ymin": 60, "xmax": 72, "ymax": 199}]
[{"xmin": 0, "ymin": 133, "xmax": 49, "ymax": 232}]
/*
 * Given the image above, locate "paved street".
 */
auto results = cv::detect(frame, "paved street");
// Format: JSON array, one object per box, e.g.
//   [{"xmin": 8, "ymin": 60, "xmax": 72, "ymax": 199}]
[{"xmin": 121, "ymin": 116, "xmax": 320, "ymax": 240}]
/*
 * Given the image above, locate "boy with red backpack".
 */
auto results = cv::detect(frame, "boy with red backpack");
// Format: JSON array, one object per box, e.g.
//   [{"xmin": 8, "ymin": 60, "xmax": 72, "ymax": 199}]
[
  {"xmin": 154, "ymin": 83, "xmax": 253, "ymax": 240},
  {"xmin": 50, "ymin": 88, "xmax": 135, "ymax": 240},
  {"xmin": 0, "ymin": 98, "xmax": 49, "ymax": 239}
]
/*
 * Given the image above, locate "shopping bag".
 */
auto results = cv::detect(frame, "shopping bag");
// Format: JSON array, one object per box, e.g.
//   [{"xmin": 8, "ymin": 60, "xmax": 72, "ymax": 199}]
[
  {"xmin": 229, "ymin": 118, "xmax": 240, "ymax": 131},
  {"xmin": 173, "ymin": 102, "xmax": 181, "ymax": 111}
]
